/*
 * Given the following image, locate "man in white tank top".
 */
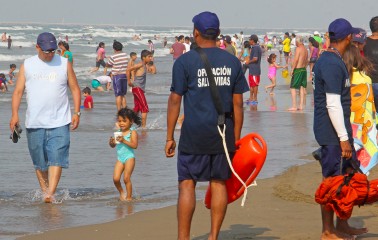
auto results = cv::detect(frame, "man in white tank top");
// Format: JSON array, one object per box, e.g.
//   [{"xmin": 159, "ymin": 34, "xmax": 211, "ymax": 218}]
[{"xmin": 9, "ymin": 32, "xmax": 81, "ymax": 203}]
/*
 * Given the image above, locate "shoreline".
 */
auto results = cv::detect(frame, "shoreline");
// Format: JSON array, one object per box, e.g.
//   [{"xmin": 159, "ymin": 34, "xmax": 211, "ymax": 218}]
[{"xmin": 18, "ymin": 160, "xmax": 378, "ymax": 240}]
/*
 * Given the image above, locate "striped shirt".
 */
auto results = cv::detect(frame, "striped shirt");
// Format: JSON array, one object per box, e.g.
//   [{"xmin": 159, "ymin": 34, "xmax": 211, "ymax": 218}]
[{"xmin": 107, "ymin": 52, "xmax": 129, "ymax": 75}]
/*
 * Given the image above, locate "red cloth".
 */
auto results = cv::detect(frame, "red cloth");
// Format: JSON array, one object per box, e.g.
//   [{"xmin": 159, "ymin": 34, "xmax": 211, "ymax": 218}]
[
  {"xmin": 315, "ymin": 173, "xmax": 378, "ymax": 219},
  {"xmin": 84, "ymin": 95, "xmax": 93, "ymax": 109}
]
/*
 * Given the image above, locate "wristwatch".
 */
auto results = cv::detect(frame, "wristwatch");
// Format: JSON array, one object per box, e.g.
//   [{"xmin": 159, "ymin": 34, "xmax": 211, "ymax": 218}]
[{"xmin": 74, "ymin": 111, "xmax": 81, "ymax": 117}]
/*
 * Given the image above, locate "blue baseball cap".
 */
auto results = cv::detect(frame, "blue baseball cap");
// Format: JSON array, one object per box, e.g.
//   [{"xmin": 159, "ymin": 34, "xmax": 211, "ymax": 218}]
[
  {"xmin": 192, "ymin": 11, "xmax": 220, "ymax": 36},
  {"xmin": 328, "ymin": 18, "xmax": 359, "ymax": 41},
  {"xmin": 37, "ymin": 32, "xmax": 57, "ymax": 51},
  {"xmin": 352, "ymin": 28, "xmax": 367, "ymax": 43}
]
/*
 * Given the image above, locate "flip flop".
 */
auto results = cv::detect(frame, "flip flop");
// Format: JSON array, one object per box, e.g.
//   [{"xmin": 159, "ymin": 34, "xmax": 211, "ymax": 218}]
[{"xmin": 10, "ymin": 124, "xmax": 22, "ymax": 143}]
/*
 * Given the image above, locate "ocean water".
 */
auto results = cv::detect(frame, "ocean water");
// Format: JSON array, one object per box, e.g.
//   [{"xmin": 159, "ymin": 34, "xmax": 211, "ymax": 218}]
[{"xmin": 0, "ymin": 24, "xmax": 320, "ymax": 239}]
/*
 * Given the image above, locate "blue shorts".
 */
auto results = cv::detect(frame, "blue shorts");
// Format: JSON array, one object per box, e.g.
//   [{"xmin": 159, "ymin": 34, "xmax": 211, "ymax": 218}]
[
  {"xmin": 320, "ymin": 145, "xmax": 359, "ymax": 177},
  {"xmin": 112, "ymin": 74, "xmax": 127, "ymax": 97},
  {"xmin": 177, "ymin": 151, "xmax": 233, "ymax": 181},
  {"xmin": 26, "ymin": 124, "xmax": 70, "ymax": 171}
]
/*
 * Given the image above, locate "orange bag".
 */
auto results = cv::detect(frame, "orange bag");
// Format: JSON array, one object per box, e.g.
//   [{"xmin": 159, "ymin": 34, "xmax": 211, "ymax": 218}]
[{"xmin": 315, "ymin": 172, "xmax": 378, "ymax": 219}]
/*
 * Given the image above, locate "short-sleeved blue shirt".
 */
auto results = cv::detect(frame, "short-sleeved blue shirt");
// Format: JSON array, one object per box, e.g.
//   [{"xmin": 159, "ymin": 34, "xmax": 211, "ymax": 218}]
[
  {"xmin": 171, "ymin": 47, "xmax": 249, "ymax": 154},
  {"xmin": 313, "ymin": 51, "xmax": 352, "ymax": 145},
  {"xmin": 248, "ymin": 44, "xmax": 262, "ymax": 75}
]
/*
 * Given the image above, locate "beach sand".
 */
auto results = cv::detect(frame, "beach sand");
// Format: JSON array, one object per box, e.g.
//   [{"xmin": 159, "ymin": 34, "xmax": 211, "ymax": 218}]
[{"xmin": 18, "ymin": 160, "xmax": 378, "ymax": 240}]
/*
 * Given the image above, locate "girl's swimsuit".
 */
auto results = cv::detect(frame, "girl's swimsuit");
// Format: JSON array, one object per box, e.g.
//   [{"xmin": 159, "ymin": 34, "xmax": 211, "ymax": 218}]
[
  {"xmin": 116, "ymin": 131, "xmax": 135, "ymax": 163},
  {"xmin": 268, "ymin": 65, "xmax": 277, "ymax": 79}
]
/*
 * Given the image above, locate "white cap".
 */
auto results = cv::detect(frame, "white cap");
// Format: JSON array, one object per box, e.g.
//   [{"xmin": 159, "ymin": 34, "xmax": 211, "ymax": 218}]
[{"xmin": 314, "ymin": 31, "xmax": 320, "ymax": 35}]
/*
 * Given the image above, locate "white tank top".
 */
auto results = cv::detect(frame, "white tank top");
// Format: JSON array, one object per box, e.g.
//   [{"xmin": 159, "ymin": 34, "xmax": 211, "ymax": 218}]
[{"xmin": 24, "ymin": 55, "xmax": 71, "ymax": 128}]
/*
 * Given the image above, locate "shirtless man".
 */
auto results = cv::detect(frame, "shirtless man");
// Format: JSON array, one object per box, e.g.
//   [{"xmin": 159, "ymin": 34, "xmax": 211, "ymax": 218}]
[
  {"xmin": 126, "ymin": 50, "xmax": 153, "ymax": 128},
  {"xmin": 288, "ymin": 35, "xmax": 308, "ymax": 111}
]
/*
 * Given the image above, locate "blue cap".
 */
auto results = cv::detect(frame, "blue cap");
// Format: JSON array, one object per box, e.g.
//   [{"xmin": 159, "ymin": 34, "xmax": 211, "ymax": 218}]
[
  {"xmin": 192, "ymin": 11, "xmax": 220, "ymax": 36},
  {"xmin": 37, "ymin": 32, "xmax": 57, "ymax": 51},
  {"xmin": 328, "ymin": 18, "xmax": 359, "ymax": 41},
  {"xmin": 352, "ymin": 28, "xmax": 367, "ymax": 44}
]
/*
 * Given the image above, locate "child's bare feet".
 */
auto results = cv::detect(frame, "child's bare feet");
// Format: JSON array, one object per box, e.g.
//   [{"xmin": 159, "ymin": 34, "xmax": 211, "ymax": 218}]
[
  {"xmin": 119, "ymin": 194, "xmax": 127, "ymax": 201},
  {"xmin": 44, "ymin": 194, "xmax": 55, "ymax": 203}
]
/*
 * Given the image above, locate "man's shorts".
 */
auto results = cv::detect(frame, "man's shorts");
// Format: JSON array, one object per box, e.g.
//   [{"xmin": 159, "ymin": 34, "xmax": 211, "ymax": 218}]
[
  {"xmin": 96, "ymin": 59, "xmax": 106, "ymax": 68},
  {"xmin": 132, "ymin": 87, "xmax": 149, "ymax": 113},
  {"xmin": 248, "ymin": 75, "xmax": 260, "ymax": 87},
  {"xmin": 290, "ymin": 68, "xmax": 307, "ymax": 89},
  {"xmin": 320, "ymin": 145, "xmax": 359, "ymax": 177},
  {"xmin": 91, "ymin": 79, "xmax": 101, "ymax": 89},
  {"xmin": 112, "ymin": 74, "xmax": 127, "ymax": 96},
  {"xmin": 177, "ymin": 151, "xmax": 234, "ymax": 181},
  {"xmin": 284, "ymin": 51, "xmax": 290, "ymax": 57},
  {"xmin": 26, "ymin": 124, "xmax": 70, "ymax": 171}
]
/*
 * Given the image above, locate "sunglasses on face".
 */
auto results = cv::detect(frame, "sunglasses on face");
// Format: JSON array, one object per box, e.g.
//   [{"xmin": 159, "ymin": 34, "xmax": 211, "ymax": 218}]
[{"xmin": 42, "ymin": 49, "xmax": 56, "ymax": 54}]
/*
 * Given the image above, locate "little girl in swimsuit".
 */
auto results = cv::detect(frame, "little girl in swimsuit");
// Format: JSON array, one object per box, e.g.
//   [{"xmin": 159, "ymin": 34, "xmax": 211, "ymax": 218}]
[
  {"xmin": 265, "ymin": 53, "xmax": 286, "ymax": 95},
  {"xmin": 109, "ymin": 108, "xmax": 142, "ymax": 201}
]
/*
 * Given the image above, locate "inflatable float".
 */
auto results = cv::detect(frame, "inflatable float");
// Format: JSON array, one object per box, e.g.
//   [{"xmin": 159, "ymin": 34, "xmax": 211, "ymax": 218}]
[{"xmin": 204, "ymin": 133, "xmax": 267, "ymax": 209}]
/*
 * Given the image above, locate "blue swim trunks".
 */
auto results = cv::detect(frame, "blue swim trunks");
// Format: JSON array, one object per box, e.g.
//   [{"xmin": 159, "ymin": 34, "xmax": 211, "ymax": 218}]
[
  {"xmin": 177, "ymin": 151, "xmax": 234, "ymax": 181},
  {"xmin": 320, "ymin": 144, "xmax": 359, "ymax": 177},
  {"xmin": 112, "ymin": 74, "xmax": 127, "ymax": 97}
]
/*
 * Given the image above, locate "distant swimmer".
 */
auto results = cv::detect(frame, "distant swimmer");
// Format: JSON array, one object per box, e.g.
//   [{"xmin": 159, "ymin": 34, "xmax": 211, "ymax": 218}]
[
  {"xmin": 1, "ymin": 32, "xmax": 6, "ymax": 42},
  {"xmin": 7, "ymin": 36, "xmax": 12, "ymax": 49},
  {"xmin": 163, "ymin": 37, "xmax": 167, "ymax": 48}
]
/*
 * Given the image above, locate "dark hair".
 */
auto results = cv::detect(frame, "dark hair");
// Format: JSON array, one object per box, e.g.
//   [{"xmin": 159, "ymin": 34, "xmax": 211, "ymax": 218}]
[
  {"xmin": 370, "ymin": 16, "xmax": 378, "ymax": 32},
  {"xmin": 113, "ymin": 41, "xmax": 123, "ymax": 51},
  {"xmin": 117, "ymin": 108, "xmax": 142, "ymax": 127},
  {"xmin": 308, "ymin": 37, "xmax": 319, "ymax": 48},
  {"xmin": 141, "ymin": 50, "xmax": 152, "ymax": 60},
  {"xmin": 243, "ymin": 40, "xmax": 250, "ymax": 49},
  {"xmin": 185, "ymin": 36, "xmax": 190, "ymax": 41},
  {"xmin": 96, "ymin": 42, "xmax": 105, "ymax": 52},
  {"xmin": 344, "ymin": 44, "xmax": 374, "ymax": 78},
  {"xmin": 82, "ymin": 87, "xmax": 91, "ymax": 95},
  {"xmin": 130, "ymin": 52, "xmax": 137, "ymax": 57},
  {"xmin": 267, "ymin": 53, "xmax": 276, "ymax": 64},
  {"xmin": 190, "ymin": 42, "xmax": 198, "ymax": 50},
  {"xmin": 10, "ymin": 64, "xmax": 16, "ymax": 68},
  {"xmin": 291, "ymin": 33, "xmax": 296, "ymax": 37},
  {"xmin": 178, "ymin": 35, "xmax": 185, "ymax": 41},
  {"xmin": 148, "ymin": 40, "xmax": 152, "ymax": 43},
  {"xmin": 58, "ymin": 41, "xmax": 64, "ymax": 46},
  {"xmin": 62, "ymin": 41, "xmax": 70, "ymax": 51},
  {"xmin": 0, "ymin": 73, "xmax": 5, "ymax": 78}
]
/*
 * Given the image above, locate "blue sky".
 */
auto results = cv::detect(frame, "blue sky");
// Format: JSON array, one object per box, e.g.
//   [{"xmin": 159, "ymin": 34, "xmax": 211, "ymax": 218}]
[{"xmin": 2, "ymin": 0, "xmax": 376, "ymax": 31}]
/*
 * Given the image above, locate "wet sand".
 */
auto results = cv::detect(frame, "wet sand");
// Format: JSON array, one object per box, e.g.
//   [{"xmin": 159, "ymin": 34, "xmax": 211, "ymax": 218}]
[{"xmin": 18, "ymin": 160, "xmax": 378, "ymax": 240}]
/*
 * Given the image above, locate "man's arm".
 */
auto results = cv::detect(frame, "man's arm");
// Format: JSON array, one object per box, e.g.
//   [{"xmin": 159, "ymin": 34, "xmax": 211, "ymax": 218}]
[
  {"xmin": 67, "ymin": 61, "xmax": 81, "ymax": 130},
  {"xmin": 326, "ymin": 93, "xmax": 352, "ymax": 158},
  {"xmin": 126, "ymin": 62, "xmax": 143, "ymax": 86},
  {"xmin": 165, "ymin": 92, "xmax": 182, "ymax": 157},
  {"xmin": 9, "ymin": 64, "xmax": 26, "ymax": 131},
  {"xmin": 233, "ymin": 93, "xmax": 244, "ymax": 142}
]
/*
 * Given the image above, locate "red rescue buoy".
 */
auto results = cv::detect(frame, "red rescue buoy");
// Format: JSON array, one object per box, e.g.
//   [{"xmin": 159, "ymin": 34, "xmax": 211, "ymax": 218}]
[{"xmin": 204, "ymin": 133, "xmax": 267, "ymax": 209}]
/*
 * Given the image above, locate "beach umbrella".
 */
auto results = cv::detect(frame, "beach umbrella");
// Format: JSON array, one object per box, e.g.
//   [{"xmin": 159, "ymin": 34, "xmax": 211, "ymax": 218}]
[{"xmin": 315, "ymin": 172, "xmax": 378, "ymax": 219}]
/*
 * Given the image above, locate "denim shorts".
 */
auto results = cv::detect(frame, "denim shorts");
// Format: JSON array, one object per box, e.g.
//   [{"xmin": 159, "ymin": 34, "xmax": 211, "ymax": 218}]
[
  {"xmin": 26, "ymin": 124, "xmax": 70, "ymax": 171},
  {"xmin": 320, "ymin": 144, "xmax": 359, "ymax": 177},
  {"xmin": 177, "ymin": 151, "xmax": 233, "ymax": 181}
]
